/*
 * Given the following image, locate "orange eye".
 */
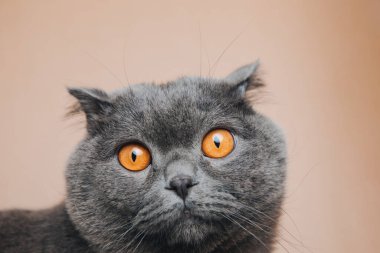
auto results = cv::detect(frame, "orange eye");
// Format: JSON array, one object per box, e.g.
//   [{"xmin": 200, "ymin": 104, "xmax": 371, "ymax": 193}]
[
  {"xmin": 202, "ymin": 129, "xmax": 234, "ymax": 158},
  {"xmin": 118, "ymin": 143, "xmax": 151, "ymax": 171}
]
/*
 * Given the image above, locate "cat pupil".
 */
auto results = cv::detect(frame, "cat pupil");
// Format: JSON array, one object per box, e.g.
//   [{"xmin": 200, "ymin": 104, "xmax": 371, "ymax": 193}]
[
  {"xmin": 131, "ymin": 150, "xmax": 137, "ymax": 162},
  {"xmin": 213, "ymin": 136, "xmax": 221, "ymax": 148}
]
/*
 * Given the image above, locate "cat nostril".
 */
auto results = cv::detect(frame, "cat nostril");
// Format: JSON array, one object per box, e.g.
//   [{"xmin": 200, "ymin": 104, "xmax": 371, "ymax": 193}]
[{"xmin": 168, "ymin": 175, "xmax": 197, "ymax": 200}]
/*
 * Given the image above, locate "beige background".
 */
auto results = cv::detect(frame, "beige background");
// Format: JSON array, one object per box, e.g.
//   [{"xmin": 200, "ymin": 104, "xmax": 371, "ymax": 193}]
[{"xmin": 1, "ymin": 0, "xmax": 380, "ymax": 252}]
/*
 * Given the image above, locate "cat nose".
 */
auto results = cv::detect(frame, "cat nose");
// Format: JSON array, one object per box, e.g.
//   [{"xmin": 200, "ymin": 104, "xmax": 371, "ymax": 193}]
[{"xmin": 168, "ymin": 174, "xmax": 197, "ymax": 201}]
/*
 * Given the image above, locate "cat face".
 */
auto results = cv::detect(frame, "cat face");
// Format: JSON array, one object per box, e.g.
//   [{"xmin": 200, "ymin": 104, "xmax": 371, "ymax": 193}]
[{"xmin": 65, "ymin": 62, "xmax": 286, "ymax": 252}]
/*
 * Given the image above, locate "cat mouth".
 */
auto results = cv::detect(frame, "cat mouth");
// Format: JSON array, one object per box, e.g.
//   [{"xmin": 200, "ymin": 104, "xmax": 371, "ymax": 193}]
[
  {"xmin": 167, "ymin": 203, "xmax": 204, "ymax": 224},
  {"xmin": 136, "ymin": 202, "xmax": 221, "ymax": 245},
  {"xmin": 177, "ymin": 207, "xmax": 198, "ymax": 222},
  {"xmin": 162, "ymin": 207, "xmax": 217, "ymax": 245},
  {"xmin": 176, "ymin": 201, "xmax": 203, "ymax": 219},
  {"xmin": 173, "ymin": 205, "xmax": 215, "ymax": 229},
  {"xmin": 183, "ymin": 208, "xmax": 192, "ymax": 218}
]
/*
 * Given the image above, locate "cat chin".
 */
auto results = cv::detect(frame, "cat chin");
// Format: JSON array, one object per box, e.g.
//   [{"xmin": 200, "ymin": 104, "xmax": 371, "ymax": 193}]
[
  {"xmin": 160, "ymin": 209, "xmax": 218, "ymax": 245},
  {"xmin": 165, "ymin": 217, "xmax": 210, "ymax": 245}
]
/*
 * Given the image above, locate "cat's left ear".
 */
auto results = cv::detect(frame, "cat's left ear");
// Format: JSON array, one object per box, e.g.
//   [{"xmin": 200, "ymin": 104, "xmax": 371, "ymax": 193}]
[
  {"xmin": 67, "ymin": 87, "xmax": 113, "ymax": 136},
  {"xmin": 225, "ymin": 60, "xmax": 263, "ymax": 97}
]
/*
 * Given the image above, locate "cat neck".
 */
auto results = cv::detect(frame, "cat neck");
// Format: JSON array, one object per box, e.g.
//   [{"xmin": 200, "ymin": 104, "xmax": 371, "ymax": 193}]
[
  {"xmin": 115, "ymin": 228, "xmax": 272, "ymax": 253},
  {"xmin": 63, "ymin": 202, "xmax": 273, "ymax": 253}
]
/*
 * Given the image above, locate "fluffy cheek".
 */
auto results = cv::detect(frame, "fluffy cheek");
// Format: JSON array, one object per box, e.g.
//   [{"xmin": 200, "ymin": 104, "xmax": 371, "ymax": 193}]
[{"xmin": 91, "ymin": 158, "xmax": 152, "ymax": 212}]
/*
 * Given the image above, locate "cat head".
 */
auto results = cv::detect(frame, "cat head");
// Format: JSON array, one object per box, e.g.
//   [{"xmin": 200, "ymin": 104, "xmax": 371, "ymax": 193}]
[{"xmin": 65, "ymin": 61, "xmax": 286, "ymax": 252}]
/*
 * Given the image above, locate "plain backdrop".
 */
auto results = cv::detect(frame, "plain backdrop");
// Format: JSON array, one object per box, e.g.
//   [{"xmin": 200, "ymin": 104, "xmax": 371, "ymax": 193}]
[{"xmin": 1, "ymin": 0, "xmax": 380, "ymax": 252}]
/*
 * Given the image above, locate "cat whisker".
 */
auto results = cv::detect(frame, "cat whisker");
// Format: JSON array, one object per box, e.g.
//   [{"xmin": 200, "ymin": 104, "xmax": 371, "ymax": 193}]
[
  {"xmin": 236, "ymin": 209, "xmax": 308, "ymax": 253},
  {"xmin": 219, "ymin": 212, "xmax": 270, "ymax": 252},
  {"xmin": 120, "ymin": 229, "xmax": 145, "ymax": 253},
  {"xmin": 132, "ymin": 230, "xmax": 147, "ymax": 253},
  {"xmin": 224, "ymin": 210, "xmax": 293, "ymax": 253},
  {"xmin": 234, "ymin": 200, "xmax": 310, "ymax": 252},
  {"xmin": 114, "ymin": 222, "xmax": 137, "ymax": 246},
  {"xmin": 215, "ymin": 212, "xmax": 243, "ymax": 253},
  {"xmin": 213, "ymin": 195, "xmax": 306, "ymax": 252},
  {"xmin": 229, "ymin": 211, "xmax": 272, "ymax": 233},
  {"xmin": 198, "ymin": 21, "xmax": 202, "ymax": 78},
  {"xmin": 122, "ymin": 40, "xmax": 131, "ymax": 85},
  {"xmin": 83, "ymin": 51, "xmax": 126, "ymax": 86},
  {"xmin": 209, "ymin": 30, "xmax": 244, "ymax": 76},
  {"xmin": 209, "ymin": 19, "xmax": 253, "ymax": 76},
  {"xmin": 279, "ymin": 207, "xmax": 305, "ymax": 244},
  {"xmin": 239, "ymin": 212, "xmax": 309, "ymax": 253}
]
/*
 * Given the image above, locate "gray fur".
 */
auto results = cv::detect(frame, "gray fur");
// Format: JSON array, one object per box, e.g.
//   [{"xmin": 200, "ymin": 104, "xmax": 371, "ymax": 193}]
[{"xmin": 0, "ymin": 62, "xmax": 286, "ymax": 253}]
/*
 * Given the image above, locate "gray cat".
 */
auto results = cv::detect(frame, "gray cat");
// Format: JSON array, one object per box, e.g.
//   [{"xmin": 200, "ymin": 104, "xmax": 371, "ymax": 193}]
[{"xmin": 0, "ymin": 61, "xmax": 286, "ymax": 253}]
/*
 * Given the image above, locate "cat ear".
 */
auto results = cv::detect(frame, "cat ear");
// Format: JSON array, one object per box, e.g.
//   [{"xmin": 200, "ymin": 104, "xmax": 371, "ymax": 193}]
[
  {"xmin": 67, "ymin": 87, "xmax": 113, "ymax": 136},
  {"xmin": 225, "ymin": 60, "xmax": 263, "ymax": 97}
]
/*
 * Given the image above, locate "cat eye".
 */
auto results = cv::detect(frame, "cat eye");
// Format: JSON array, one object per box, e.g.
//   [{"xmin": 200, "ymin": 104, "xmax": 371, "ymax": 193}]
[
  {"xmin": 118, "ymin": 143, "xmax": 151, "ymax": 171},
  {"xmin": 202, "ymin": 129, "xmax": 234, "ymax": 158}
]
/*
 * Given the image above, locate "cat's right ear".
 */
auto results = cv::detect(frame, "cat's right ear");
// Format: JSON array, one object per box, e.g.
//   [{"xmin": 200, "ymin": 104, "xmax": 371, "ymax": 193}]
[
  {"xmin": 224, "ymin": 60, "xmax": 264, "ymax": 100},
  {"xmin": 67, "ymin": 87, "xmax": 113, "ymax": 136}
]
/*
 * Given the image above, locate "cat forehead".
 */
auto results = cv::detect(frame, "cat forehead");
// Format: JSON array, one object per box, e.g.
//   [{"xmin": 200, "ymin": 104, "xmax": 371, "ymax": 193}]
[
  {"xmin": 117, "ymin": 76, "xmax": 217, "ymax": 93},
  {"xmin": 104, "ymin": 77, "xmax": 244, "ymax": 149},
  {"xmin": 111, "ymin": 77, "xmax": 228, "ymax": 110}
]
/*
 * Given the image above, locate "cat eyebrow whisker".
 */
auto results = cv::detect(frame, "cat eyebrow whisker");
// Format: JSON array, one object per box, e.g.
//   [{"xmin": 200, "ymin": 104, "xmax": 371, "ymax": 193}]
[
  {"xmin": 209, "ymin": 19, "xmax": 253, "ymax": 76},
  {"xmin": 83, "ymin": 50, "xmax": 127, "ymax": 86},
  {"xmin": 198, "ymin": 21, "xmax": 202, "ymax": 78},
  {"xmin": 122, "ymin": 40, "xmax": 131, "ymax": 86}
]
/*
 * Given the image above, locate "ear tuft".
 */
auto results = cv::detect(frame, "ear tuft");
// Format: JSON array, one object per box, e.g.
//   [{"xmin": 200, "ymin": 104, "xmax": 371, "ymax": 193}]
[
  {"xmin": 225, "ymin": 60, "xmax": 264, "ymax": 98},
  {"xmin": 66, "ymin": 87, "xmax": 113, "ymax": 136}
]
